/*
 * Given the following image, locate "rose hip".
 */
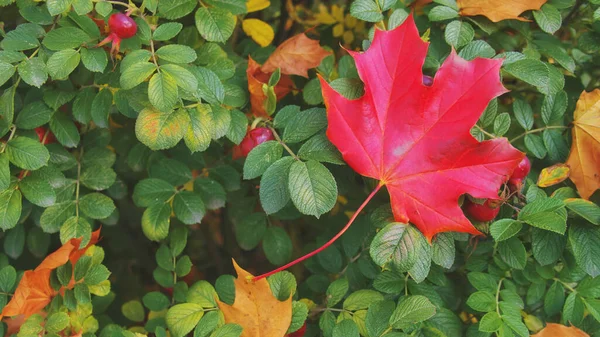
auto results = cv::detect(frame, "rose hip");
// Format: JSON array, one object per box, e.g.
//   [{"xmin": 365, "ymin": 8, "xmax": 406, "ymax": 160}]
[
  {"xmin": 233, "ymin": 127, "xmax": 275, "ymax": 159},
  {"xmin": 464, "ymin": 199, "xmax": 500, "ymax": 222}
]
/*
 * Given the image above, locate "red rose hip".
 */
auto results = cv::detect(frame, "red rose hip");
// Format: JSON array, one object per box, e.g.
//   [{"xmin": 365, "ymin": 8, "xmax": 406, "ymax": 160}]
[
  {"xmin": 510, "ymin": 156, "xmax": 531, "ymax": 180},
  {"xmin": 286, "ymin": 323, "xmax": 307, "ymax": 337},
  {"xmin": 35, "ymin": 127, "xmax": 55, "ymax": 145},
  {"xmin": 464, "ymin": 199, "xmax": 500, "ymax": 222},
  {"xmin": 108, "ymin": 13, "xmax": 137, "ymax": 39},
  {"xmin": 233, "ymin": 127, "xmax": 275, "ymax": 159}
]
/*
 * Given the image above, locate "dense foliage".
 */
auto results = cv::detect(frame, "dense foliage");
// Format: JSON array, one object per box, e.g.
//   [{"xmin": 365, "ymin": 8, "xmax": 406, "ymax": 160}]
[{"xmin": 0, "ymin": 0, "xmax": 599, "ymax": 336}]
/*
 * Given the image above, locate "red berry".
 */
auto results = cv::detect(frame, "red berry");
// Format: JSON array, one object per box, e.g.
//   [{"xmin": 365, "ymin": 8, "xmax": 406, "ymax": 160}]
[
  {"xmin": 286, "ymin": 323, "xmax": 307, "ymax": 337},
  {"xmin": 510, "ymin": 156, "xmax": 531, "ymax": 180},
  {"xmin": 423, "ymin": 75, "xmax": 434, "ymax": 86},
  {"xmin": 34, "ymin": 127, "xmax": 55, "ymax": 145},
  {"xmin": 464, "ymin": 199, "xmax": 500, "ymax": 222},
  {"xmin": 233, "ymin": 127, "xmax": 275, "ymax": 159},
  {"xmin": 108, "ymin": 13, "xmax": 137, "ymax": 39}
]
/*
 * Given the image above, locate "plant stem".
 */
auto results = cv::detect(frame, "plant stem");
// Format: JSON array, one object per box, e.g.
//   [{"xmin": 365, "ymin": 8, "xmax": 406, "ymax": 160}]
[
  {"xmin": 0, "ymin": 125, "xmax": 17, "ymax": 153},
  {"xmin": 509, "ymin": 125, "xmax": 569, "ymax": 143},
  {"xmin": 150, "ymin": 39, "xmax": 160, "ymax": 72},
  {"xmin": 268, "ymin": 126, "xmax": 300, "ymax": 161},
  {"xmin": 253, "ymin": 183, "xmax": 383, "ymax": 281},
  {"xmin": 496, "ymin": 278, "xmax": 504, "ymax": 316},
  {"xmin": 473, "ymin": 124, "xmax": 496, "ymax": 139}
]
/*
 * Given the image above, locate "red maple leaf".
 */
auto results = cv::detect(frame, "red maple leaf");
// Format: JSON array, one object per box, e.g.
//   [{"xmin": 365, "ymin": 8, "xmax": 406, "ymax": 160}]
[{"xmin": 320, "ymin": 16, "xmax": 524, "ymax": 240}]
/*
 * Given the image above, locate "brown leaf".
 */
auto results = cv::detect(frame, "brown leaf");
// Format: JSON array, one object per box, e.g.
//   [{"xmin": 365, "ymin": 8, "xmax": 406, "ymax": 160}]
[
  {"xmin": 217, "ymin": 260, "xmax": 292, "ymax": 337},
  {"xmin": 566, "ymin": 90, "xmax": 600, "ymax": 199},
  {"xmin": 1, "ymin": 229, "xmax": 101, "ymax": 320},
  {"xmin": 247, "ymin": 57, "xmax": 293, "ymax": 118},
  {"xmin": 532, "ymin": 323, "xmax": 589, "ymax": 337},
  {"xmin": 261, "ymin": 33, "xmax": 331, "ymax": 77},
  {"xmin": 457, "ymin": 0, "xmax": 547, "ymax": 22}
]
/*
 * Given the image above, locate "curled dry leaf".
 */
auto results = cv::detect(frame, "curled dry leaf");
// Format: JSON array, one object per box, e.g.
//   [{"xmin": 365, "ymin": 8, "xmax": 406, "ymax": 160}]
[
  {"xmin": 457, "ymin": 0, "xmax": 547, "ymax": 22},
  {"xmin": 320, "ymin": 15, "xmax": 523, "ymax": 240},
  {"xmin": 247, "ymin": 57, "xmax": 294, "ymax": 118},
  {"xmin": 537, "ymin": 163, "xmax": 570, "ymax": 188},
  {"xmin": 0, "ymin": 229, "xmax": 101, "ymax": 320},
  {"xmin": 532, "ymin": 323, "xmax": 589, "ymax": 337},
  {"xmin": 261, "ymin": 33, "xmax": 331, "ymax": 78},
  {"xmin": 565, "ymin": 90, "xmax": 600, "ymax": 199},
  {"xmin": 217, "ymin": 260, "xmax": 292, "ymax": 337}
]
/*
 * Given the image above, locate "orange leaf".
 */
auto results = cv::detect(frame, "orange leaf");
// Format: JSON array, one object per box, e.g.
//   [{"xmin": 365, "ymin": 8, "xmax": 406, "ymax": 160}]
[
  {"xmin": 247, "ymin": 57, "xmax": 293, "ymax": 118},
  {"xmin": 1, "ymin": 229, "xmax": 101, "ymax": 320},
  {"xmin": 532, "ymin": 323, "xmax": 589, "ymax": 337},
  {"xmin": 457, "ymin": 0, "xmax": 547, "ymax": 22},
  {"xmin": 261, "ymin": 33, "xmax": 331, "ymax": 78},
  {"xmin": 537, "ymin": 163, "xmax": 570, "ymax": 188},
  {"xmin": 217, "ymin": 260, "xmax": 292, "ymax": 337},
  {"xmin": 566, "ymin": 90, "xmax": 600, "ymax": 200}
]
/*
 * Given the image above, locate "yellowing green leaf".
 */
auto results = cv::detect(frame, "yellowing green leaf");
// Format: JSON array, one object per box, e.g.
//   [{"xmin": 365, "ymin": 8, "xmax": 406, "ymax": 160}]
[
  {"xmin": 242, "ymin": 19, "xmax": 274, "ymax": 47},
  {"xmin": 247, "ymin": 0, "xmax": 269, "ymax": 12}
]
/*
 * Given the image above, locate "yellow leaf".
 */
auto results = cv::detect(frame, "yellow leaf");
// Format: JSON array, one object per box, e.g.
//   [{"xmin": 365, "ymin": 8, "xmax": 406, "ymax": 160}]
[
  {"xmin": 217, "ymin": 260, "xmax": 292, "ymax": 337},
  {"xmin": 315, "ymin": 4, "xmax": 337, "ymax": 25},
  {"xmin": 242, "ymin": 19, "xmax": 274, "ymax": 47},
  {"xmin": 246, "ymin": 0, "xmax": 269, "ymax": 12},
  {"xmin": 566, "ymin": 89, "xmax": 600, "ymax": 199},
  {"xmin": 532, "ymin": 323, "xmax": 589, "ymax": 337},
  {"xmin": 457, "ymin": 0, "xmax": 547, "ymax": 22},
  {"xmin": 333, "ymin": 23, "xmax": 345, "ymax": 38},
  {"xmin": 537, "ymin": 163, "xmax": 570, "ymax": 187}
]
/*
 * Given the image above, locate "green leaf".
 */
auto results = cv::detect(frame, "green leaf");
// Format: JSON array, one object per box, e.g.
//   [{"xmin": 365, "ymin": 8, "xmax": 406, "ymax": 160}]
[
  {"xmin": 479, "ymin": 312, "xmax": 502, "ymax": 332},
  {"xmin": 194, "ymin": 178, "xmax": 226, "ymax": 210},
  {"xmin": 565, "ymin": 198, "xmax": 600, "ymax": 225},
  {"xmin": 153, "ymin": 22, "xmax": 183, "ymax": 41},
  {"xmin": 262, "ymin": 227, "xmax": 292, "ymax": 266},
  {"xmin": 74, "ymin": 256, "xmax": 92, "ymax": 281},
  {"xmin": 493, "ymin": 113, "xmax": 511, "ymax": 137},
  {"xmin": 498, "ymin": 237, "xmax": 527, "ymax": 269},
  {"xmin": 370, "ymin": 223, "xmax": 421, "ymax": 272},
  {"xmin": 343, "ymin": 290, "xmax": 384, "ymax": 311},
  {"xmin": 234, "ymin": 213, "xmax": 266, "ymax": 251},
  {"xmin": 122, "ymin": 300, "xmax": 145, "ymax": 322},
  {"xmin": 184, "ymin": 105, "xmax": 212, "ymax": 152},
  {"xmin": 80, "ymin": 48, "xmax": 108, "ymax": 73},
  {"xmin": 541, "ymin": 91, "xmax": 567, "ymax": 125},
  {"xmin": 268, "ymin": 271, "xmax": 296, "ymax": 301},
  {"xmin": 0, "ymin": 155, "xmax": 9, "ymax": 192},
  {"xmin": 133, "ymin": 179, "xmax": 174, "ymax": 207},
  {"xmin": 210, "ymin": 324, "xmax": 243, "ymax": 337},
  {"xmin": 282, "ymin": 108, "xmax": 327, "ymax": 143},
  {"xmin": 46, "ymin": 49, "xmax": 80, "ymax": 80},
  {"xmin": 19, "ymin": 175, "xmax": 55, "ymax": 207},
  {"xmin": 518, "ymin": 197, "xmax": 566, "ymax": 234},
  {"xmin": 15, "ymin": 102, "xmax": 52, "ymax": 129},
  {"xmin": 1, "ymin": 23, "xmax": 43, "ymax": 51},
  {"xmin": 46, "ymin": 312, "xmax": 69, "ymax": 333},
  {"xmin": 326, "ymin": 278, "xmax": 349, "ymax": 308},
  {"xmin": 333, "ymin": 320, "xmax": 359, "ymax": 337},
  {"xmin": 533, "ymin": 4, "xmax": 562, "ymax": 34},
  {"xmin": 148, "ymin": 72, "xmax": 179, "ymax": 112},
  {"xmin": 365, "ymin": 300, "xmax": 394, "ymax": 337},
  {"xmin": 525, "ymin": 134, "xmax": 547, "ymax": 159},
  {"xmin": 205, "ymin": 0, "xmax": 246, "ymax": 14},
  {"xmin": 166, "ymin": 303, "xmax": 205, "ymax": 337},
  {"xmin": 544, "ymin": 281, "xmax": 565, "ymax": 316},
  {"xmin": 90, "ymin": 89, "xmax": 113, "ymax": 128},
  {"xmin": 72, "ymin": 0, "xmax": 93, "ymax": 14},
  {"xmin": 503, "ymin": 59, "xmax": 563, "ymax": 95},
  {"xmin": 569, "ymin": 224, "xmax": 600, "ymax": 277},
  {"xmin": 350, "ymin": 0, "xmax": 383, "ymax": 22},
  {"xmin": 47, "ymin": 0, "xmax": 72, "ymax": 16},
  {"xmin": 243, "ymin": 141, "xmax": 283, "ymax": 179},
  {"xmin": 193, "ymin": 67, "xmax": 225, "ymax": 105},
  {"xmin": 297, "ymin": 133, "xmax": 344, "ymax": 165},
  {"xmin": 161, "ymin": 64, "xmax": 198, "ymax": 92},
  {"xmin": 142, "ymin": 203, "xmax": 171, "ymax": 241},
  {"xmin": 176, "ymin": 255, "xmax": 192, "ymax": 277},
  {"xmin": 466, "ymin": 291, "xmax": 496, "ymax": 312},
  {"xmin": 288, "ymin": 160, "xmax": 337, "ymax": 217},
  {"xmin": 444, "ymin": 20, "xmax": 474, "ymax": 48},
  {"xmin": 389, "ymin": 295, "xmax": 436, "ymax": 328},
  {"xmin": 428, "ymin": 5, "xmax": 459, "ymax": 21},
  {"xmin": 42, "ymin": 27, "xmax": 90, "ymax": 50},
  {"xmin": 260, "ymin": 157, "xmax": 294, "ymax": 214},
  {"xmin": 80, "ymin": 166, "xmax": 116, "ymax": 191},
  {"xmin": 173, "ymin": 191, "xmax": 205, "ymax": 225},
  {"xmin": 143, "ymin": 291, "xmax": 170, "ymax": 311},
  {"xmin": 226, "ymin": 109, "xmax": 247, "ymax": 145},
  {"xmin": 80, "ymin": 193, "xmax": 115, "ymax": 219},
  {"xmin": 158, "ymin": 0, "xmax": 196, "ymax": 19},
  {"xmin": 467, "ymin": 272, "xmax": 498, "ymax": 293},
  {"xmin": 543, "ymin": 129, "xmax": 569, "ymax": 162},
  {"xmin": 6, "ymin": 137, "xmax": 50, "ymax": 170},
  {"xmin": 0, "ymin": 188, "xmax": 21, "ymax": 230},
  {"xmin": 513, "ymin": 99, "xmax": 533, "ymax": 130},
  {"xmin": 155, "ymin": 44, "xmax": 197, "ymax": 64},
  {"xmin": 120, "ymin": 62, "xmax": 156, "ymax": 90},
  {"xmin": 17, "ymin": 57, "xmax": 48, "ymax": 88},
  {"xmin": 531, "ymin": 227, "xmax": 566, "ymax": 266},
  {"xmin": 49, "ymin": 112, "xmax": 80, "ymax": 148},
  {"xmin": 84, "ymin": 264, "xmax": 110, "ymax": 285},
  {"xmin": 60, "ymin": 216, "xmax": 92, "ymax": 246},
  {"xmin": 0, "ymin": 62, "xmax": 14, "ymax": 88},
  {"xmin": 431, "ymin": 232, "xmax": 455, "ymax": 269},
  {"xmin": 194, "ymin": 7, "xmax": 236, "ymax": 43},
  {"xmin": 40, "ymin": 201, "xmax": 76, "ymax": 233},
  {"xmin": 136, "ymin": 107, "xmax": 187, "ymax": 150},
  {"xmin": 490, "ymin": 219, "xmax": 522, "ymax": 241}
]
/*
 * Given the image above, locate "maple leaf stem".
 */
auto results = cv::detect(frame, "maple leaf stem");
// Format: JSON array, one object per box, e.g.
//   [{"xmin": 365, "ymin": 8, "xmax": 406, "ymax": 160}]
[{"xmin": 253, "ymin": 183, "xmax": 383, "ymax": 282}]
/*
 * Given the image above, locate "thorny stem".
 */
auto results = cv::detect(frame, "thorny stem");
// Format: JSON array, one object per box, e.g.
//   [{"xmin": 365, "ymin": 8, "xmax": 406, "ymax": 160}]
[
  {"xmin": 509, "ymin": 125, "xmax": 569, "ymax": 143},
  {"xmin": 268, "ymin": 126, "xmax": 300, "ymax": 161},
  {"xmin": 253, "ymin": 184, "xmax": 383, "ymax": 281}
]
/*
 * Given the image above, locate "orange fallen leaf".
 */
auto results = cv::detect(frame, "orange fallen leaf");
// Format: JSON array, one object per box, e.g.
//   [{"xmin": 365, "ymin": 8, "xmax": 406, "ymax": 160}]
[
  {"xmin": 532, "ymin": 323, "xmax": 589, "ymax": 337},
  {"xmin": 537, "ymin": 163, "xmax": 570, "ymax": 187},
  {"xmin": 566, "ymin": 90, "xmax": 600, "ymax": 200},
  {"xmin": 247, "ymin": 57, "xmax": 294, "ymax": 118},
  {"xmin": 261, "ymin": 33, "xmax": 331, "ymax": 78},
  {"xmin": 457, "ymin": 0, "xmax": 547, "ymax": 22},
  {"xmin": 217, "ymin": 260, "xmax": 292, "ymax": 337},
  {"xmin": 1, "ymin": 229, "xmax": 101, "ymax": 320}
]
